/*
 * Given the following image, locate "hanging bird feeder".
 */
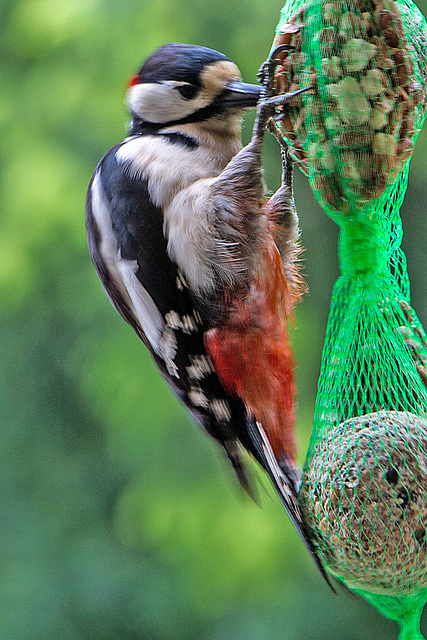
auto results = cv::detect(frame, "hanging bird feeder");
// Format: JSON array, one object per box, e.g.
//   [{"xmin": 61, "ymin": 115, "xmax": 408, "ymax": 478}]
[{"xmin": 269, "ymin": 0, "xmax": 427, "ymax": 637}]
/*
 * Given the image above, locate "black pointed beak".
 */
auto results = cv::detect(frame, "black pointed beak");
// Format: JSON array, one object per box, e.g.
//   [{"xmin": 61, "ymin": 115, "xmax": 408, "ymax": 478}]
[{"xmin": 220, "ymin": 80, "xmax": 262, "ymax": 108}]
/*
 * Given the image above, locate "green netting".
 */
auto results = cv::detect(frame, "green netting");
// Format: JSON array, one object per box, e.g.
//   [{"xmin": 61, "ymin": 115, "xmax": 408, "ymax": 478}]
[
  {"xmin": 270, "ymin": 1, "xmax": 427, "ymax": 637},
  {"xmin": 272, "ymin": 0, "xmax": 427, "ymax": 216}
]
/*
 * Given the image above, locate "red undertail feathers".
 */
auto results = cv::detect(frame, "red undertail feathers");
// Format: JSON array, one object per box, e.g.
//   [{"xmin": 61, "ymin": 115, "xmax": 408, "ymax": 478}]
[{"xmin": 205, "ymin": 239, "xmax": 298, "ymax": 463}]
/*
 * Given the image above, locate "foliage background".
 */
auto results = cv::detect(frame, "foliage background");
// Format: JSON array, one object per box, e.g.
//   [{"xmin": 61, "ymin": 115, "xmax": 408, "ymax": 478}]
[{"xmin": 1, "ymin": 0, "xmax": 427, "ymax": 637}]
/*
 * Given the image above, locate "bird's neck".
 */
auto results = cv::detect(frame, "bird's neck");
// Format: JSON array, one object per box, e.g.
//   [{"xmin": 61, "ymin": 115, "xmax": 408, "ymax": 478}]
[
  {"xmin": 128, "ymin": 119, "xmax": 242, "ymax": 175},
  {"xmin": 129, "ymin": 117, "xmax": 161, "ymax": 136}
]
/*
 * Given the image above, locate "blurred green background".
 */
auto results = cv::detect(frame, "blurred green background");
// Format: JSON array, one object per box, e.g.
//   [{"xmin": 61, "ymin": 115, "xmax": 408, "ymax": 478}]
[{"xmin": 2, "ymin": 0, "xmax": 427, "ymax": 637}]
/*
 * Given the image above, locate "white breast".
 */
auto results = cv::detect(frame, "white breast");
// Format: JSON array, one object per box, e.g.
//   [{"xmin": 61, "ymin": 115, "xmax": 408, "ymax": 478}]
[
  {"xmin": 115, "ymin": 130, "xmax": 243, "ymax": 296},
  {"xmin": 115, "ymin": 129, "xmax": 240, "ymax": 208}
]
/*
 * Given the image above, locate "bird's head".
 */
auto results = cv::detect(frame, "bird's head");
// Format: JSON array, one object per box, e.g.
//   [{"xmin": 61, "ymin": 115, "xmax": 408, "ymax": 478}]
[{"xmin": 127, "ymin": 43, "xmax": 262, "ymax": 135}]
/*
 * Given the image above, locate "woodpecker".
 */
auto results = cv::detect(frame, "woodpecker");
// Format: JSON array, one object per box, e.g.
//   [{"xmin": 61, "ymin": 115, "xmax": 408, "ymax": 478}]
[{"xmin": 86, "ymin": 43, "xmax": 328, "ymax": 582}]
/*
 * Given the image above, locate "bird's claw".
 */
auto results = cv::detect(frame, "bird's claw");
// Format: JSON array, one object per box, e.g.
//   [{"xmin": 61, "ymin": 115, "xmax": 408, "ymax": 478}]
[
  {"xmin": 257, "ymin": 85, "xmax": 315, "ymax": 126},
  {"xmin": 257, "ymin": 45, "xmax": 295, "ymax": 99},
  {"xmin": 254, "ymin": 47, "xmax": 315, "ymax": 147}
]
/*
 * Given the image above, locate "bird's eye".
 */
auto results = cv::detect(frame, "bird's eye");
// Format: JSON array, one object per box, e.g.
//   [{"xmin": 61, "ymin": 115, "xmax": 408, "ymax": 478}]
[{"xmin": 176, "ymin": 84, "xmax": 199, "ymax": 100}]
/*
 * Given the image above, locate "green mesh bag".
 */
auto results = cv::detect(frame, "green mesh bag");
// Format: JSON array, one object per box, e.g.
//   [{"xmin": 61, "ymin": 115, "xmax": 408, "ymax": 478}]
[
  {"xmin": 268, "ymin": 1, "xmax": 427, "ymax": 637},
  {"xmin": 297, "ymin": 179, "xmax": 427, "ymax": 637},
  {"xmin": 271, "ymin": 0, "xmax": 427, "ymax": 215}
]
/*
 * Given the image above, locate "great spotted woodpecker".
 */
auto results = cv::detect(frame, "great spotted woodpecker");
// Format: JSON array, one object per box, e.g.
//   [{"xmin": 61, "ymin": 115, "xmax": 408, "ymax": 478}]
[{"xmin": 86, "ymin": 43, "xmax": 328, "ymax": 582}]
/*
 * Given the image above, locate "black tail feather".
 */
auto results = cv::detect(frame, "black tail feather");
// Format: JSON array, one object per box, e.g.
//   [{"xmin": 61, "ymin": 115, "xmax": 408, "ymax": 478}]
[
  {"xmin": 246, "ymin": 419, "xmax": 336, "ymax": 593},
  {"xmin": 222, "ymin": 439, "xmax": 260, "ymax": 504}
]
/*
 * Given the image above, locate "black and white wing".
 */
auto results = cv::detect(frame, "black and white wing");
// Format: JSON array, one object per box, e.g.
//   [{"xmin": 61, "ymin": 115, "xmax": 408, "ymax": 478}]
[{"xmin": 86, "ymin": 141, "xmax": 251, "ymax": 449}]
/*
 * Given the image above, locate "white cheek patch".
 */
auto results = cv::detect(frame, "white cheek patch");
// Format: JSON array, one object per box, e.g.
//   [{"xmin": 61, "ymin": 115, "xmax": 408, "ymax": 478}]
[{"xmin": 128, "ymin": 82, "xmax": 211, "ymax": 124}]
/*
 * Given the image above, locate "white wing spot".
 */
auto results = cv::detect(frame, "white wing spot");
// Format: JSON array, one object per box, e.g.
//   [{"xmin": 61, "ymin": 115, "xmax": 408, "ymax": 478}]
[
  {"xmin": 158, "ymin": 327, "xmax": 179, "ymax": 378},
  {"xmin": 176, "ymin": 270, "xmax": 188, "ymax": 291},
  {"xmin": 188, "ymin": 386, "xmax": 209, "ymax": 409},
  {"xmin": 90, "ymin": 173, "xmax": 165, "ymax": 354},
  {"xmin": 181, "ymin": 314, "xmax": 198, "ymax": 334},
  {"xmin": 164, "ymin": 310, "xmax": 200, "ymax": 334},
  {"xmin": 186, "ymin": 355, "xmax": 214, "ymax": 380},
  {"xmin": 193, "ymin": 309, "xmax": 203, "ymax": 325},
  {"xmin": 210, "ymin": 398, "xmax": 232, "ymax": 423},
  {"xmin": 165, "ymin": 310, "xmax": 181, "ymax": 330}
]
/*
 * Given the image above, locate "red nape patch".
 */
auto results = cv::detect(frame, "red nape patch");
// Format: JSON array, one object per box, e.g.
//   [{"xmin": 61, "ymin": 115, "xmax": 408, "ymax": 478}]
[{"xmin": 127, "ymin": 74, "xmax": 140, "ymax": 89}]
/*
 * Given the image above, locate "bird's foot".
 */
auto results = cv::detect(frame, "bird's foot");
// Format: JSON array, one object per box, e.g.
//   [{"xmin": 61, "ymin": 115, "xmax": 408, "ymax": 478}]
[
  {"xmin": 252, "ymin": 86, "xmax": 314, "ymax": 143},
  {"xmin": 257, "ymin": 44, "xmax": 295, "ymax": 99}
]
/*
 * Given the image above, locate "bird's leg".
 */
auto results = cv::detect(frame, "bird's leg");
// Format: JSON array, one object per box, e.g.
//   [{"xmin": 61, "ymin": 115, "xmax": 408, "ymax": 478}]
[
  {"xmin": 252, "ymin": 47, "xmax": 314, "ymax": 149},
  {"xmin": 251, "ymin": 87, "xmax": 313, "ymax": 150},
  {"xmin": 258, "ymin": 51, "xmax": 303, "ymax": 297},
  {"xmin": 254, "ymin": 44, "xmax": 315, "ymax": 156},
  {"xmin": 257, "ymin": 44, "xmax": 296, "ymax": 97},
  {"xmin": 250, "ymin": 45, "xmax": 293, "ymax": 148},
  {"xmin": 267, "ymin": 142, "xmax": 299, "ymax": 265},
  {"xmin": 255, "ymin": 46, "xmax": 298, "ymax": 227},
  {"xmin": 203, "ymin": 51, "xmax": 312, "ymax": 287},
  {"xmin": 210, "ymin": 47, "xmax": 298, "ymax": 212},
  {"xmin": 276, "ymin": 139, "xmax": 294, "ymax": 198}
]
